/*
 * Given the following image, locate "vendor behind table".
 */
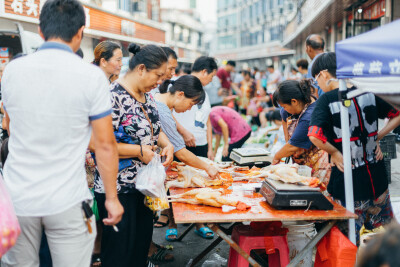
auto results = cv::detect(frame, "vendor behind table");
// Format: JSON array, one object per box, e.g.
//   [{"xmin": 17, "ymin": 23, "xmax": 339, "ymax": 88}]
[{"xmin": 271, "ymin": 79, "xmax": 331, "ymax": 185}]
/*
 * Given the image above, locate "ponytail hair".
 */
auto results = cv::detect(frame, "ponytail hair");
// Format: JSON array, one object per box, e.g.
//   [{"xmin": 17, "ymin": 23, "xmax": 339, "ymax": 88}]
[
  {"xmin": 159, "ymin": 75, "xmax": 205, "ymax": 105},
  {"xmin": 273, "ymin": 79, "xmax": 313, "ymax": 107},
  {"xmin": 128, "ymin": 43, "xmax": 168, "ymax": 71}
]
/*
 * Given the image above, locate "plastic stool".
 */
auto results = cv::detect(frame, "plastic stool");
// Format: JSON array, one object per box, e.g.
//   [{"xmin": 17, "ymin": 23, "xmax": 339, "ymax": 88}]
[{"xmin": 228, "ymin": 225, "xmax": 290, "ymax": 267}]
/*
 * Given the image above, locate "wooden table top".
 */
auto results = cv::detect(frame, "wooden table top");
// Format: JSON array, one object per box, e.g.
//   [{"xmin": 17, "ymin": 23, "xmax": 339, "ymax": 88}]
[{"xmin": 170, "ymin": 186, "xmax": 357, "ymax": 224}]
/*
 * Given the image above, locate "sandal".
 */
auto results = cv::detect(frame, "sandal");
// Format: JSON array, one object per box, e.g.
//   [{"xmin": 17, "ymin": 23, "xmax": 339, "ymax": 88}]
[
  {"xmin": 154, "ymin": 214, "xmax": 169, "ymax": 228},
  {"xmin": 148, "ymin": 246, "xmax": 174, "ymax": 265},
  {"xmin": 194, "ymin": 227, "xmax": 214, "ymax": 239},
  {"xmin": 91, "ymin": 254, "xmax": 101, "ymax": 267},
  {"xmin": 165, "ymin": 228, "xmax": 178, "ymax": 242}
]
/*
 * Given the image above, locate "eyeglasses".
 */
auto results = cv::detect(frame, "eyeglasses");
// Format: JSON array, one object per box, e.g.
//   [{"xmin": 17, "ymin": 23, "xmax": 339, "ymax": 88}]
[{"xmin": 315, "ymin": 69, "xmax": 328, "ymax": 80}]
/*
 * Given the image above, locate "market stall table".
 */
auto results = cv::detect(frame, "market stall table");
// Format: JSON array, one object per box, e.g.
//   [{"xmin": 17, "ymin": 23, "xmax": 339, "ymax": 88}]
[{"xmin": 170, "ymin": 185, "xmax": 357, "ymax": 267}]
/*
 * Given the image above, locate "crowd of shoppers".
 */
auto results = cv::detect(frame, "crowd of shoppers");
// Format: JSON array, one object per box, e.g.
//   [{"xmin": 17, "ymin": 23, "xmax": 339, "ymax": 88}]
[{"xmin": 0, "ymin": 0, "xmax": 399, "ymax": 266}]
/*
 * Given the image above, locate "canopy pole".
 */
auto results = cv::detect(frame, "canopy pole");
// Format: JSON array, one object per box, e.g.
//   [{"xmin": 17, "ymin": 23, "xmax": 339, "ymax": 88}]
[{"xmin": 339, "ymin": 79, "xmax": 356, "ymax": 245}]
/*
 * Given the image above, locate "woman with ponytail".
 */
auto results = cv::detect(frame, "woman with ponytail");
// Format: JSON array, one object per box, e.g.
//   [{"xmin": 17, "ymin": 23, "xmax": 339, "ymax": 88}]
[
  {"xmin": 271, "ymin": 79, "xmax": 330, "ymax": 183},
  {"xmin": 92, "ymin": 41, "xmax": 123, "ymax": 83},
  {"xmin": 93, "ymin": 43, "xmax": 174, "ymax": 267},
  {"xmin": 154, "ymin": 75, "xmax": 219, "ymax": 241}
]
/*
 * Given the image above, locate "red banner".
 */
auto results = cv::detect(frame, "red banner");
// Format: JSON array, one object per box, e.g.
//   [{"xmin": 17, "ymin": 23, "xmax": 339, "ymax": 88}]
[{"xmin": 363, "ymin": 0, "xmax": 386, "ymax": 20}]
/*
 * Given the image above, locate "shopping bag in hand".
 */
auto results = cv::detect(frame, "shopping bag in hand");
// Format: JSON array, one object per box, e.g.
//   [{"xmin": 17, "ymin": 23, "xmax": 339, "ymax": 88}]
[
  {"xmin": 0, "ymin": 175, "xmax": 21, "ymax": 258},
  {"xmin": 315, "ymin": 226, "xmax": 357, "ymax": 267},
  {"xmin": 135, "ymin": 154, "xmax": 166, "ymax": 198},
  {"xmin": 136, "ymin": 154, "xmax": 169, "ymax": 211}
]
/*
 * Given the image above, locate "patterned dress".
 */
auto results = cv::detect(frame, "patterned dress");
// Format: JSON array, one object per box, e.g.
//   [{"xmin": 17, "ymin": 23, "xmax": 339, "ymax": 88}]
[{"xmin": 94, "ymin": 82, "xmax": 161, "ymax": 194}]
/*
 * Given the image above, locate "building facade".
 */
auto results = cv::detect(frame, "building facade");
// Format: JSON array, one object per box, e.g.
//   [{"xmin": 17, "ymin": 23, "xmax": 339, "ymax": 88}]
[
  {"xmin": 0, "ymin": 0, "xmax": 165, "ymax": 64},
  {"xmin": 283, "ymin": 0, "xmax": 398, "ymax": 63},
  {"xmin": 103, "ymin": 0, "xmax": 161, "ymax": 22},
  {"xmin": 214, "ymin": 0, "xmax": 297, "ymax": 70},
  {"xmin": 161, "ymin": 8, "xmax": 205, "ymax": 63}
]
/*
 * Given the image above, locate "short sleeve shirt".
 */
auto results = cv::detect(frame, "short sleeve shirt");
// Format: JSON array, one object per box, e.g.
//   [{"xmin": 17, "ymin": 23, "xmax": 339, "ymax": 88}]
[
  {"xmin": 173, "ymin": 93, "xmax": 211, "ymax": 146},
  {"xmin": 209, "ymin": 106, "xmax": 251, "ymax": 144},
  {"xmin": 2, "ymin": 42, "xmax": 111, "ymax": 216},
  {"xmin": 156, "ymin": 101, "xmax": 186, "ymax": 153},
  {"xmin": 204, "ymin": 76, "xmax": 223, "ymax": 106},
  {"xmin": 308, "ymin": 88, "xmax": 399, "ymax": 201},
  {"xmin": 217, "ymin": 68, "xmax": 232, "ymax": 90},
  {"xmin": 280, "ymin": 102, "xmax": 316, "ymax": 150},
  {"xmin": 94, "ymin": 83, "xmax": 161, "ymax": 194}
]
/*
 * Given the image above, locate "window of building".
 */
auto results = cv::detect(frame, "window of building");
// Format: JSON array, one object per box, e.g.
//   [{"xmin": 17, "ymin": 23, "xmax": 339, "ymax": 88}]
[
  {"xmin": 151, "ymin": 0, "xmax": 159, "ymax": 21},
  {"xmin": 218, "ymin": 35, "xmax": 237, "ymax": 50},
  {"xmin": 198, "ymin": 32, "xmax": 202, "ymax": 47}
]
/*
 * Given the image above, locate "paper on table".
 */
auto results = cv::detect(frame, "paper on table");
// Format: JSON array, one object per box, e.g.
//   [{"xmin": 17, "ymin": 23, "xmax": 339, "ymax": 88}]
[
  {"xmin": 222, "ymin": 205, "xmax": 236, "ymax": 212},
  {"xmin": 298, "ymin": 165, "xmax": 312, "ymax": 177}
]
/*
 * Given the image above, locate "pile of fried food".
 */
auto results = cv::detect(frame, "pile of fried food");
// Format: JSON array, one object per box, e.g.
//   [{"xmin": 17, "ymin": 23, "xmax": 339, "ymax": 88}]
[
  {"xmin": 166, "ymin": 158, "xmax": 263, "ymax": 189},
  {"xmin": 168, "ymin": 188, "xmax": 250, "ymax": 211},
  {"xmin": 246, "ymin": 163, "xmax": 320, "ymax": 187},
  {"xmin": 167, "ymin": 159, "xmax": 320, "ymax": 188},
  {"xmin": 166, "ymin": 160, "xmax": 320, "ymax": 210}
]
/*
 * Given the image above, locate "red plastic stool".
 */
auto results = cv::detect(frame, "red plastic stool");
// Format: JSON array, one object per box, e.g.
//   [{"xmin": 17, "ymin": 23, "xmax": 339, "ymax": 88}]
[{"xmin": 228, "ymin": 225, "xmax": 290, "ymax": 267}]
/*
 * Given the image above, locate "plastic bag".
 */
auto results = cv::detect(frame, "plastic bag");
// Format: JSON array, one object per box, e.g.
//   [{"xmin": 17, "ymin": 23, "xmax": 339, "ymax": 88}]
[
  {"xmin": 136, "ymin": 154, "xmax": 169, "ymax": 211},
  {"xmin": 314, "ymin": 226, "xmax": 357, "ymax": 267},
  {"xmin": 0, "ymin": 175, "xmax": 21, "ymax": 258},
  {"xmin": 135, "ymin": 154, "xmax": 166, "ymax": 198},
  {"xmin": 201, "ymin": 253, "xmax": 227, "ymax": 267}
]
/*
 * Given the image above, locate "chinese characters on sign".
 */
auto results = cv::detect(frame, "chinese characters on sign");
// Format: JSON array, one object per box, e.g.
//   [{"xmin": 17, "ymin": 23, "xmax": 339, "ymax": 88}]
[
  {"xmin": 121, "ymin": 20, "xmax": 136, "ymax": 37},
  {"xmin": 10, "ymin": 0, "xmax": 38, "ymax": 17}
]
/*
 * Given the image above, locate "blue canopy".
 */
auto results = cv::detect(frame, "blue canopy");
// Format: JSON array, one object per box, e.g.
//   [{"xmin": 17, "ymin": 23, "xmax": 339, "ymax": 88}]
[{"xmin": 336, "ymin": 19, "xmax": 400, "ymax": 79}]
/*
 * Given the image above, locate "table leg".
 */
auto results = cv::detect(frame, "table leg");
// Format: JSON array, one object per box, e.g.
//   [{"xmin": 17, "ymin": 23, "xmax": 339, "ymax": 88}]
[
  {"xmin": 190, "ymin": 236, "xmax": 224, "ymax": 267},
  {"xmin": 177, "ymin": 223, "xmax": 196, "ymax": 242},
  {"xmin": 286, "ymin": 220, "xmax": 337, "ymax": 267},
  {"xmin": 208, "ymin": 223, "xmax": 262, "ymax": 267}
]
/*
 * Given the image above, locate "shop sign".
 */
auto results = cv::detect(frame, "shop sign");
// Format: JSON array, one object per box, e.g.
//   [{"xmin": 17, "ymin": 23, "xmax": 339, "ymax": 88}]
[
  {"xmin": 363, "ymin": 0, "xmax": 385, "ymax": 20},
  {"xmin": 121, "ymin": 20, "xmax": 135, "ymax": 37},
  {"xmin": 6, "ymin": 0, "xmax": 40, "ymax": 18},
  {"xmin": 2, "ymin": 0, "xmax": 165, "ymax": 43}
]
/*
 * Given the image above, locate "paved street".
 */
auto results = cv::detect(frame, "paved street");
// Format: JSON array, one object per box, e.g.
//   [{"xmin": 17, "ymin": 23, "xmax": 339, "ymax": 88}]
[{"xmin": 153, "ymin": 224, "xmax": 231, "ymax": 267}]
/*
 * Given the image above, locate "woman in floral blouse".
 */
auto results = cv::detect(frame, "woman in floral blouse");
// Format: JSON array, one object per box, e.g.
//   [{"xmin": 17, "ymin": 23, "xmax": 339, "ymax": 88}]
[{"xmin": 94, "ymin": 43, "xmax": 174, "ymax": 267}]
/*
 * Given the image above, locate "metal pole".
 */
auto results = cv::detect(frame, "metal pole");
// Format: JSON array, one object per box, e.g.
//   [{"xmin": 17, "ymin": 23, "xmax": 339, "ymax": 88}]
[{"xmin": 339, "ymin": 79, "xmax": 356, "ymax": 245}]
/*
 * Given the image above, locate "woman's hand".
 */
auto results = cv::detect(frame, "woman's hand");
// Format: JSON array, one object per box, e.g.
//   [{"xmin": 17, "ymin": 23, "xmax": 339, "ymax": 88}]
[
  {"xmin": 207, "ymin": 149, "xmax": 215, "ymax": 161},
  {"xmin": 331, "ymin": 151, "xmax": 344, "ymax": 172},
  {"xmin": 222, "ymin": 145, "xmax": 229, "ymax": 158},
  {"xmin": 138, "ymin": 145, "xmax": 155, "ymax": 164},
  {"xmin": 182, "ymin": 130, "xmax": 196, "ymax": 147},
  {"xmin": 206, "ymin": 165, "xmax": 219, "ymax": 179},
  {"xmin": 375, "ymin": 142, "xmax": 383, "ymax": 161},
  {"xmin": 272, "ymin": 157, "xmax": 280, "ymax": 165},
  {"xmin": 161, "ymin": 143, "xmax": 174, "ymax": 167}
]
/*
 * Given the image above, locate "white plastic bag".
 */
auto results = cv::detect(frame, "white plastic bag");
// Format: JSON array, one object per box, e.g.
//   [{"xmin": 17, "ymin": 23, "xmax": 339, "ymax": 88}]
[
  {"xmin": 201, "ymin": 253, "xmax": 227, "ymax": 267},
  {"xmin": 0, "ymin": 174, "xmax": 21, "ymax": 258},
  {"xmin": 135, "ymin": 154, "xmax": 166, "ymax": 198}
]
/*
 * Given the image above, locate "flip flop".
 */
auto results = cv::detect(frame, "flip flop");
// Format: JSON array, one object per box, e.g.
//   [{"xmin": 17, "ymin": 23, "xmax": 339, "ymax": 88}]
[
  {"xmin": 148, "ymin": 247, "xmax": 174, "ymax": 265},
  {"xmin": 165, "ymin": 228, "xmax": 178, "ymax": 242},
  {"xmin": 154, "ymin": 214, "xmax": 169, "ymax": 228},
  {"xmin": 194, "ymin": 227, "xmax": 214, "ymax": 239}
]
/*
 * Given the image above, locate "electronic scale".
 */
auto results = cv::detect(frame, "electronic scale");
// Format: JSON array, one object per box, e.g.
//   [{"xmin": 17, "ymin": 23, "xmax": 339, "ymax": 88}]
[
  {"xmin": 229, "ymin": 147, "xmax": 271, "ymax": 167},
  {"xmin": 260, "ymin": 178, "xmax": 333, "ymax": 210}
]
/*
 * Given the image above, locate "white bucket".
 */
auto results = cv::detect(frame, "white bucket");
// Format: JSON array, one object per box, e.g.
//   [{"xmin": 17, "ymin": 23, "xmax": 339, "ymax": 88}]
[{"xmin": 283, "ymin": 221, "xmax": 317, "ymax": 267}]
